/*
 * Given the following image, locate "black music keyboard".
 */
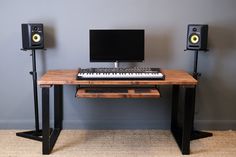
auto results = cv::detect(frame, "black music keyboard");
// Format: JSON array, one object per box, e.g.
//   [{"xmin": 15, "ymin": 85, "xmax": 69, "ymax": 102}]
[{"xmin": 76, "ymin": 67, "xmax": 165, "ymax": 80}]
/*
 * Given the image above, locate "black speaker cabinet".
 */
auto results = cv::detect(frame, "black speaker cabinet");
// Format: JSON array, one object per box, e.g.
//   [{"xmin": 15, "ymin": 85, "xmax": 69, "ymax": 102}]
[
  {"xmin": 186, "ymin": 24, "xmax": 208, "ymax": 51},
  {"xmin": 22, "ymin": 23, "xmax": 44, "ymax": 50}
]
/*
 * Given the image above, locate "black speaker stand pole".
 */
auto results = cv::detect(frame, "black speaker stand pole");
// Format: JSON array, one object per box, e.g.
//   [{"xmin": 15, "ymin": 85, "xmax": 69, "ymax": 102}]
[
  {"xmin": 190, "ymin": 50, "xmax": 213, "ymax": 140},
  {"xmin": 16, "ymin": 49, "xmax": 43, "ymax": 142}
]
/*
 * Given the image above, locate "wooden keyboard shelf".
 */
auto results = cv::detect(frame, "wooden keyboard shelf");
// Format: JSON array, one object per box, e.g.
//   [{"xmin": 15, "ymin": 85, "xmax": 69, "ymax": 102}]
[{"xmin": 76, "ymin": 87, "xmax": 160, "ymax": 98}]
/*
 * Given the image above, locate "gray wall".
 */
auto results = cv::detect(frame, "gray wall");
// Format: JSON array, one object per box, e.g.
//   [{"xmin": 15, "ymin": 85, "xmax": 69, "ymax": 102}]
[{"xmin": 0, "ymin": 0, "xmax": 236, "ymax": 130}]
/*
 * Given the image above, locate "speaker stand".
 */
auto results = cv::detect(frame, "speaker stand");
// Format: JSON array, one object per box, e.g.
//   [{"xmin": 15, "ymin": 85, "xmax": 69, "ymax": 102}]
[
  {"xmin": 16, "ymin": 49, "xmax": 46, "ymax": 142},
  {"xmin": 190, "ymin": 50, "xmax": 213, "ymax": 140}
]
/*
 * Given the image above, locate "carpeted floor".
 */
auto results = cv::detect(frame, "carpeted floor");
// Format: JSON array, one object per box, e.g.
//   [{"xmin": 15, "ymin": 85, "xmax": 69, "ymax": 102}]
[{"xmin": 0, "ymin": 130, "xmax": 236, "ymax": 157}]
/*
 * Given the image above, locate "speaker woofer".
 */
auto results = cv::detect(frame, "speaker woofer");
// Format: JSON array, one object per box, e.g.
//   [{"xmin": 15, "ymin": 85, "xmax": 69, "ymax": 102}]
[
  {"xmin": 32, "ymin": 34, "xmax": 41, "ymax": 43},
  {"xmin": 190, "ymin": 34, "xmax": 199, "ymax": 44}
]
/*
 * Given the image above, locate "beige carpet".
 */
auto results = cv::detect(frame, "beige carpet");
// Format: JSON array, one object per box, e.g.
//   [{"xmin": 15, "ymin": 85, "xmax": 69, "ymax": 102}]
[{"xmin": 0, "ymin": 130, "xmax": 236, "ymax": 157}]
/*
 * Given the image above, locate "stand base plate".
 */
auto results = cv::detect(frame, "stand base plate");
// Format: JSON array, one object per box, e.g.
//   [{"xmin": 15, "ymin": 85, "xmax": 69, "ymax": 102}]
[
  {"xmin": 16, "ymin": 130, "xmax": 43, "ymax": 141},
  {"xmin": 191, "ymin": 130, "xmax": 213, "ymax": 140}
]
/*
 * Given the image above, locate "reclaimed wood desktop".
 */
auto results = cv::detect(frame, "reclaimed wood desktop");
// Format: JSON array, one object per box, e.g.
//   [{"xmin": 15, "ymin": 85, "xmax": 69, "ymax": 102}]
[{"xmin": 38, "ymin": 69, "xmax": 197, "ymax": 155}]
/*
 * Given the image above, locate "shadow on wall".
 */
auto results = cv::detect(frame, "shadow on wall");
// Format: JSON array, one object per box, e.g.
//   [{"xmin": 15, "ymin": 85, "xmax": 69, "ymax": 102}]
[
  {"xmin": 208, "ymin": 25, "xmax": 236, "ymax": 54},
  {"xmin": 196, "ymin": 24, "xmax": 236, "ymax": 129},
  {"xmin": 144, "ymin": 29, "xmax": 174, "ymax": 67},
  {"xmin": 36, "ymin": 23, "xmax": 57, "ymax": 75},
  {"xmin": 44, "ymin": 25, "xmax": 57, "ymax": 49},
  {"xmin": 73, "ymin": 96, "xmax": 171, "ymax": 129}
]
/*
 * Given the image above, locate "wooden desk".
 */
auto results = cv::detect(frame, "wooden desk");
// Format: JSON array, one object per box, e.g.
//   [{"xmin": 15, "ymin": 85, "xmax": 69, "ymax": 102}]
[{"xmin": 38, "ymin": 69, "xmax": 197, "ymax": 155}]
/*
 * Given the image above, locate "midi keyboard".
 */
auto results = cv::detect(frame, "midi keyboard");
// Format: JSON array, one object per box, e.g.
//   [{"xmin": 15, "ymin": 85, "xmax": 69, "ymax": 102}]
[{"xmin": 76, "ymin": 67, "xmax": 165, "ymax": 80}]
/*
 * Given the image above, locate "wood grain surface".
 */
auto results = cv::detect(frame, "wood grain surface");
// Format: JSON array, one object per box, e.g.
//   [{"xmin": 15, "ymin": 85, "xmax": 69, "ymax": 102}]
[{"xmin": 38, "ymin": 69, "xmax": 197, "ymax": 86}]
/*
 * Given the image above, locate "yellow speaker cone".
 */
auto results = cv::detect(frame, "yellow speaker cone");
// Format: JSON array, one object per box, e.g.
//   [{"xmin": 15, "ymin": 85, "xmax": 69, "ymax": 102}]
[
  {"xmin": 32, "ymin": 34, "xmax": 41, "ymax": 42},
  {"xmin": 190, "ymin": 34, "xmax": 199, "ymax": 44}
]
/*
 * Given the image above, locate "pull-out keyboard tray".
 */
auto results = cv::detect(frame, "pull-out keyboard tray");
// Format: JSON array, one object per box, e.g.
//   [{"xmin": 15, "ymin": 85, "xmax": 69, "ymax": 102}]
[{"xmin": 76, "ymin": 87, "xmax": 160, "ymax": 98}]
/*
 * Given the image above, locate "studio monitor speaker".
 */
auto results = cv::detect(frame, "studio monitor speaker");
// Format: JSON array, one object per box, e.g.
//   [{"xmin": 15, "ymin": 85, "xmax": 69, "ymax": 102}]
[
  {"xmin": 22, "ymin": 23, "xmax": 44, "ymax": 50},
  {"xmin": 186, "ymin": 24, "xmax": 208, "ymax": 50}
]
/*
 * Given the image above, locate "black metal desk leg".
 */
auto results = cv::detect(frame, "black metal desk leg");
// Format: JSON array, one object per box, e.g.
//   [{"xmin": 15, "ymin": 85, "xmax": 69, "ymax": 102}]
[
  {"xmin": 171, "ymin": 85, "xmax": 184, "ymax": 154},
  {"xmin": 54, "ymin": 85, "xmax": 63, "ymax": 129},
  {"xmin": 171, "ymin": 86, "xmax": 195, "ymax": 155},
  {"xmin": 42, "ymin": 85, "xmax": 63, "ymax": 155},
  {"xmin": 181, "ymin": 87, "xmax": 195, "ymax": 154},
  {"xmin": 42, "ymin": 87, "xmax": 50, "ymax": 154},
  {"xmin": 171, "ymin": 85, "xmax": 179, "ymax": 132}
]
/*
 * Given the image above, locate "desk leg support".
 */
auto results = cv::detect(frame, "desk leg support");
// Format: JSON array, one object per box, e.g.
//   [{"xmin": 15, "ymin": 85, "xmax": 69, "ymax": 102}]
[
  {"xmin": 181, "ymin": 87, "xmax": 195, "ymax": 154},
  {"xmin": 42, "ymin": 85, "xmax": 63, "ymax": 155},
  {"xmin": 171, "ymin": 86, "xmax": 195, "ymax": 155},
  {"xmin": 171, "ymin": 85, "xmax": 179, "ymax": 132},
  {"xmin": 42, "ymin": 87, "xmax": 50, "ymax": 154},
  {"xmin": 54, "ymin": 85, "xmax": 63, "ymax": 129}
]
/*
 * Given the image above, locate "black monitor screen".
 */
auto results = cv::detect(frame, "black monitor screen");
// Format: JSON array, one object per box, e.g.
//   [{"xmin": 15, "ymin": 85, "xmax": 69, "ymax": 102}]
[{"xmin": 90, "ymin": 30, "xmax": 144, "ymax": 62}]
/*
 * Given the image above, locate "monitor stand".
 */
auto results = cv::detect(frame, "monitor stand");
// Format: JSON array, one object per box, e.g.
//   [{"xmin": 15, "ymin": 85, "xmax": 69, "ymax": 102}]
[{"xmin": 114, "ymin": 61, "xmax": 119, "ymax": 68}]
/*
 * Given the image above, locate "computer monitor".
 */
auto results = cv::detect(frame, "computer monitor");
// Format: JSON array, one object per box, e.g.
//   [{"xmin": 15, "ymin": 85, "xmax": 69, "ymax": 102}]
[{"xmin": 90, "ymin": 29, "xmax": 144, "ymax": 64}]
